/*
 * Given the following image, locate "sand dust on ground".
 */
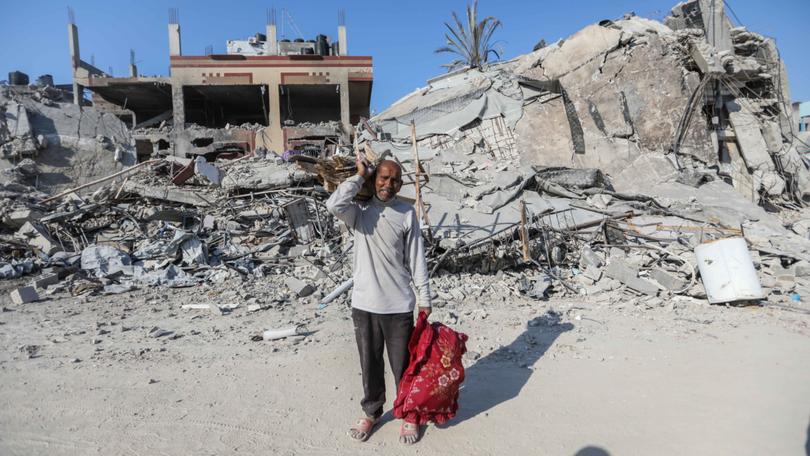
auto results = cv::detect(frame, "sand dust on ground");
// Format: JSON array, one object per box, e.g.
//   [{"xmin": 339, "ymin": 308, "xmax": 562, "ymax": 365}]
[{"xmin": 1, "ymin": 278, "xmax": 809, "ymax": 455}]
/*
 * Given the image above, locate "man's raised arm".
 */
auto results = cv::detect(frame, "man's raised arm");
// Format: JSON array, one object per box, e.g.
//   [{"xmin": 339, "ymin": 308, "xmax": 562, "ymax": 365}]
[{"xmin": 326, "ymin": 174, "xmax": 364, "ymax": 227}]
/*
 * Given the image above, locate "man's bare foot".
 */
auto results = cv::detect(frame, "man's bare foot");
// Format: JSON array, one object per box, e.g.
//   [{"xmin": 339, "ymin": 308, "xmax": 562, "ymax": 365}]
[
  {"xmin": 399, "ymin": 421, "xmax": 419, "ymax": 445},
  {"xmin": 348, "ymin": 416, "xmax": 377, "ymax": 442}
]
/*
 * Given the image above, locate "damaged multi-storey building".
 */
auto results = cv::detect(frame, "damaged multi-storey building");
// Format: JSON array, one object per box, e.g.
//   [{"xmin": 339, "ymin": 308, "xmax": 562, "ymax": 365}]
[{"xmin": 69, "ymin": 9, "xmax": 372, "ymax": 159}]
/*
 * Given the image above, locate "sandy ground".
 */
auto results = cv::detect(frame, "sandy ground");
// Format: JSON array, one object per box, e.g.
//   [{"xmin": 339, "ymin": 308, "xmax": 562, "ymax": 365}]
[{"xmin": 1, "ymin": 276, "xmax": 809, "ymax": 456}]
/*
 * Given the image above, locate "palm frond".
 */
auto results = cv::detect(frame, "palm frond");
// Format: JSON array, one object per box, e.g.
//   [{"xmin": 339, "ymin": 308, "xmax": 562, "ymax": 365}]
[{"xmin": 435, "ymin": 1, "xmax": 502, "ymax": 71}]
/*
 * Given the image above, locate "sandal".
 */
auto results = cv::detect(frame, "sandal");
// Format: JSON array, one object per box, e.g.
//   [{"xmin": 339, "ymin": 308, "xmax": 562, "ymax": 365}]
[
  {"xmin": 348, "ymin": 416, "xmax": 377, "ymax": 442},
  {"xmin": 399, "ymin": 421, "xmax": 419, "ymax": 445}
]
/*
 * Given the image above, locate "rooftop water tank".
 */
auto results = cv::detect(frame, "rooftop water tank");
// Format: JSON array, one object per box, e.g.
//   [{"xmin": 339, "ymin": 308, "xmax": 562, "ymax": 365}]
[
  {"xmin": 9, "ymin": 71, "xmax": 29, "ymax": 86},
  {"xmin": 315, "ymin": 34, "xmax": 329, "ymax": 56},
  {"xmin": 36, "ymin": 74, "xmax": 54, "ymax": 87}
]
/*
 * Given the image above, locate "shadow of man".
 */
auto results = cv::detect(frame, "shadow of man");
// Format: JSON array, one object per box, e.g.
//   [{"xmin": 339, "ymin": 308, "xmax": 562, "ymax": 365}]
[
  {"xmin": 575, "ymin": 446, "xmax": 611, "ymax": 456},
  {"xmin": 805, "ymin": 414, "xmax": 809, "ymax": 456},
  {"xmin": 440, "ymin": 310, "xmax": 573, "ymax": 427}
]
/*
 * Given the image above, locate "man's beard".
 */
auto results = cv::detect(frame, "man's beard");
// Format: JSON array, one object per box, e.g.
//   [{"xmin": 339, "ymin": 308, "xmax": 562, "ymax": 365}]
[{"xmin": 377, "ymin": 187, "xmax": 395, "ymax": 201}]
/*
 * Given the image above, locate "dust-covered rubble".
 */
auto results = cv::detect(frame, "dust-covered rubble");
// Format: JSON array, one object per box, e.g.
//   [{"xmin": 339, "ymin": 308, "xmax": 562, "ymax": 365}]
[{"xmin": 2, "ymin": 0, "xmax": 810, "ymax": 334}]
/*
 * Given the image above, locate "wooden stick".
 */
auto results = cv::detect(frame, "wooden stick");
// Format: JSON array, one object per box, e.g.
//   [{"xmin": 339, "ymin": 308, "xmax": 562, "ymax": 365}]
[
  {"xmin": 520, "ymin": 199, "xmax": 530, "ymax": 262},
  {"xmin": 410, "ymin": 121, "xmax": 431, "ymax": 229},
  {"xmin": 113, "ymin": 176, "xmax": 130, "ymax": 200},
  {"xmin": 40, "ymin": 159, "xmax": 162, "ymax": 204},
  {"xmin": 410, "ymin": 121, "xmax": 423, "ymax": 219}
]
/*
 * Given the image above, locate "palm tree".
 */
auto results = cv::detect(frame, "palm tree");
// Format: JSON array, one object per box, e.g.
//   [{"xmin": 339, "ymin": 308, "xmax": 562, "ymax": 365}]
[{"xmin": 435, "ymin": 0, "xmax": 502, "ymax": 71}]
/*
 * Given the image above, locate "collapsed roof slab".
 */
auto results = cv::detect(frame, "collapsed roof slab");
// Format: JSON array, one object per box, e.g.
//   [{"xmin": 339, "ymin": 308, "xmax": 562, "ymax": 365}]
[{"xmin": 86, "ymin": 77, "xmax": 173, "ymax": 122}]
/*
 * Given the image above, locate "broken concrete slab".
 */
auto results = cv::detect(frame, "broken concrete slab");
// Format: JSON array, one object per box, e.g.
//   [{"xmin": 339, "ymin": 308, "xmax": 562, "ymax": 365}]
[
  {"xmin": 221, "ymin": 160, "xmax": 310, "ymax": 193},
  {"xmin": 725, "ymin": 100, "xmax": 778, "ymax": 171},
  {"xmin": 15, "ymin": 221, "xmax": 61, "ymax": 256},
  {"xmin": 649, "ymin": 268, "xmax": 687, "ymax": 292},
  {"xmin": 285, "ymin": 276, "xmax": 315, "ymax": 298},
  {"xmin": 604, "ymin": 261, "xmax": 659, "ymax": 296},
  {"xmin": 3, "ymin": 208, "xmax": 44, "ymax": 229},
  {"xmin": 541, "ymin": 24, "xmax": 624, "ymax": 80},
  {"xmin": 283, "ymin": 199, "xmax": 316, "ymax": 244},
  {"xmin": 122, "ymin": 181, "xmax": 212, "ymax": 206}
]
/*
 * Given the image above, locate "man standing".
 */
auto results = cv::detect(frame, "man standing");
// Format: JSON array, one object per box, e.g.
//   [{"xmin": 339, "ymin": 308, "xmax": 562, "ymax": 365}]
[{"xmin": 326, "ymin": 158, "xmax": 431, "ymax": 445}]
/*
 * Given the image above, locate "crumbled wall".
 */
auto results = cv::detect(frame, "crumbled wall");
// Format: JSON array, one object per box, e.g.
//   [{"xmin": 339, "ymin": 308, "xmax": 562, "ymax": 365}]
[{"xmin": 0, "ymin": 86, "xmax": 135, "ymax": 194}]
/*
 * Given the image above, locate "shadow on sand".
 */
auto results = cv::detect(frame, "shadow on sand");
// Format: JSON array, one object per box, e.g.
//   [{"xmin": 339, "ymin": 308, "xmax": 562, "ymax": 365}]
[
  {"xmin": 440, "ymin": 310, "xmax": 573, "ymax": 427},
  {"xmin": 805, "ymin": 415, "xmax": 809, "ymax": 456},
  {"xmin": 575, "ymin": 446, "xmax": 611, "ymax": 456}
]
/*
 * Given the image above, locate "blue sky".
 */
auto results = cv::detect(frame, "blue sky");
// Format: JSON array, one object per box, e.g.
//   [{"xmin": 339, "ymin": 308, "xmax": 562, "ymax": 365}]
[{"xmin": 1, "ymin": 0, "xmax": 807, "ymax": 113}]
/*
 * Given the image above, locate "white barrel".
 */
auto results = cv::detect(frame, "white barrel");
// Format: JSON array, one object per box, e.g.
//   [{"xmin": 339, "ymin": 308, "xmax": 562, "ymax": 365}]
[{"xmin": 694, "ymin": 237, "xmax": 764, "ymax": 304}]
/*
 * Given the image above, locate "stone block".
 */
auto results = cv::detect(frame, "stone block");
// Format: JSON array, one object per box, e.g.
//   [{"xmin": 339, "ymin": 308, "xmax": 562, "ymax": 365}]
[
  {"xmin": 285, "ymin": 276, "xmax": 315, "ymax": 298},
  {"xmin": 3, "ymin": 208, "xmax": 44, "ymax": 229},
  {"xmin": 10, "ymin": 286, "xmax": 39, "ymax": 304},
  {"xmin": 31, "ymin": 273, "xmax": 59, "ymax": 290}
]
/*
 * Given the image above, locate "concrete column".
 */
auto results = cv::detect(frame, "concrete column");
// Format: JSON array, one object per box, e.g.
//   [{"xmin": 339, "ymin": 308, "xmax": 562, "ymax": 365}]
[
  {"xmin": 339, "ymin": 81, "xmax": 351, "ymax": 134},
  {"xmin": 268, "ymin": 77, "xmax": 283, "ymax": 151},
  {"xmin": 168, "ymin": 24, "xmax": 182, "ymax": 56},
  {"xmin": 68, "ymin": 24, "xmax": 80, "ymax": 69},
  {"xmin": 72, "ymin": 82, "xmax": 83, "ymax": 106},
  {"xmin": 700, "ymin": 0, "xmax": 732, "ymax": 52},
  {"xmin": 68, "ymin": 23, "xmax": 82, "ymax": 105},
  {"xmin": 171, "ymin": 84, "xmax": 185, "ymax": 131},
  {"xmin": 338, "ymin": 25, "xmax": 348, "ymax": 56},
  {"xmin": 266, "ymin": 24, "xmax": 278, "ymax": 55}
]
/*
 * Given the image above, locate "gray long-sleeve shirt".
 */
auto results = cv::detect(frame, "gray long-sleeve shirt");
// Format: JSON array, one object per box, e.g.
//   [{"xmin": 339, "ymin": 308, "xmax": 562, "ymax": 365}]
[{"xmin": 326, "ymin": 175, "xmax": 431, "ymax": 314}]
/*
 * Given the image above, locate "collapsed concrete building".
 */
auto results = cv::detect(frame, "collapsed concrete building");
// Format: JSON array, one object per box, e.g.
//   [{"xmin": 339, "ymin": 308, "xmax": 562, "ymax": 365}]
[
  {"xmin": 69, "ymin": 9, "xmax": 372, "ymax": 158},
  {"xmin": 367, "ymin": 0, "xmax": 808, "ymax": 206},
  {"xmin": 2, "ymin": 1, "xmax": 810, "ymax": 310},
  {"xmin": 352, "ymin": 0, "xmax": 810, "ymax": 281}
]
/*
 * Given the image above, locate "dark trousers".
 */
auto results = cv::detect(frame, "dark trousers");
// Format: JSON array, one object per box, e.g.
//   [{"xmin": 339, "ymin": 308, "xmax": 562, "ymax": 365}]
[{"xmin": 352, "ymin": 307, "xmax": 414, "ymax": 419}]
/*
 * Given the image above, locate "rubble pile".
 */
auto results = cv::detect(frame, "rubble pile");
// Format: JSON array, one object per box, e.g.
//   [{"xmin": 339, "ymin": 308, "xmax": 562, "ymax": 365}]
[
  {"xmin": 2, "ymin": 0, "xmax": 810, "ymax": 313},
  {"xmin": 354, "ymin": 2, "xmax": 810, "ymax": 306},
  {"xmin": 0, "ymin": 151, "xmax": 365, "ymax": 308}
]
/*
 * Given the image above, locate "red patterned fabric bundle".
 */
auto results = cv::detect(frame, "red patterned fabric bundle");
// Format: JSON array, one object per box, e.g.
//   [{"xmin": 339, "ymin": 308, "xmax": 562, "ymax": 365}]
[{"xmin": 393, "ymin": 311, "xmax": 468, "ymax": 425}]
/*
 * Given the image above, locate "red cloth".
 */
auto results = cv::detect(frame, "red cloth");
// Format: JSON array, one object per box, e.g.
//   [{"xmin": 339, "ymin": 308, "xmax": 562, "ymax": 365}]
[{"xmin": 393, "ymin": 311, "xmax": 468, "ymax": 425}]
